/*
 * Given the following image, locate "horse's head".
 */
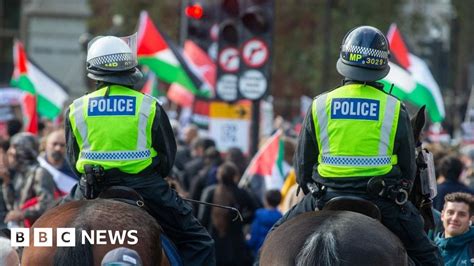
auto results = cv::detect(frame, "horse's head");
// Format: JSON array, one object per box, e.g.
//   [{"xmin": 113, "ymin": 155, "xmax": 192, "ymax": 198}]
[
  {"xmin": 408, "ymin": 105, "xmax": 438, "ymax": 232},
  {"xmin": 411, "ymin": 105, "xmax": 426, "ymax": 147}
]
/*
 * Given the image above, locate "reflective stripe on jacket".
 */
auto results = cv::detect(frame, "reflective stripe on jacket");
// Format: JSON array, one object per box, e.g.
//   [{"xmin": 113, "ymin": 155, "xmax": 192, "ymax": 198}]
[
  {"xmin": 312, "ymin": 83, "xmax": 400, "ymax": 178},
  {"xmin": 68, "ymin": 85, "xmax": 157, "ymax": 174}
]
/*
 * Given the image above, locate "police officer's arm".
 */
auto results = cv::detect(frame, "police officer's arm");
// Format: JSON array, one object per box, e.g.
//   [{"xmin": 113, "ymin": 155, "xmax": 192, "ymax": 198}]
[
  {"xmin": 394, "ymin": 104, "xmax": 416, "ymax": 182},
  {"xmin": 64, "ymin": 108, "xmax": 82, "ymax": 178},
  {"xmin": 152, "ymin": 102, "xmax": 177, "ymax": 178},
  {"xmin": 294, "ymin": 103, "xmax": 319, "ymax": 194}
]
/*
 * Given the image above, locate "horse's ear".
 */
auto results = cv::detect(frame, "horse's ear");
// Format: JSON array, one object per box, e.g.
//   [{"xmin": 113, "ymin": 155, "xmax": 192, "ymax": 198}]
[{"xmin": 411, "ymin": 105, "xmax": 426, "ymax": 142}]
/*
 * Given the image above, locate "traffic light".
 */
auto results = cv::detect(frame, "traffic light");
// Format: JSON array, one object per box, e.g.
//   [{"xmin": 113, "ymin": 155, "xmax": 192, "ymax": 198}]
[
  {"xmin": 185, "ymin": 3, "xmax": 204, "ymax": 20},
  {"xmin": 238, "ymin": 0, "xmax": 274, "ymax": 100},
  {"xmin": 184, "ymin": 0, "xmax": 218, "ymax": 55},
  {"xmin": 215, "ymin": 0, "xmax": 241, "ymax": 101}
]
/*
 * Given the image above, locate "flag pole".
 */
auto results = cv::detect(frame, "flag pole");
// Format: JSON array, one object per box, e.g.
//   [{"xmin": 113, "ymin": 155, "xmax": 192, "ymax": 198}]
[{"xmin": 250, "ymin": 99, "xmax": 260, "ymax": 157}]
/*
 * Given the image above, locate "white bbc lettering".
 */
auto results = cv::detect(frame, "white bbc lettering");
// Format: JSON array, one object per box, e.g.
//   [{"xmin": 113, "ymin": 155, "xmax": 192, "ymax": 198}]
[
  {"xmin": 10, "ymin": 228, "xmax": 29, "ymax": 247},
  {"xmin": 108, "ymin": 230, "xmax": 127, "ymax": 245},
  {"xmin": 57, "ymin": 228, "xmax": 76, "ymax": 247},
  {"xmin": 127, "ymin": 230, "xmax": 138, "ymax": 245},
  {"xmin": 34, "ymin": 228, "xmax": 53, "ymax": 247},
  {"xmin": 96, "ymin": 230, "xmax": 107, "ymax": 245},
  {"xmin": 11, "ymin": 228, "xmax": 139, "ymax": 247},
  {"xmin": 81, "ymin": 230, "xmax": 94, "ymax": 245}
]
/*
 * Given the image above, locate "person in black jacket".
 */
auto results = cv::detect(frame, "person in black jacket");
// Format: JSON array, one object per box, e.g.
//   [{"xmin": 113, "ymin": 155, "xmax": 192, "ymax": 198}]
[
  {"xmin": 433, "ymin": 155, "xmax": 474, "ymax": 211},
  {"xmin": 199, "ymin": 162, "xmax": 258, "ymax": 266}
]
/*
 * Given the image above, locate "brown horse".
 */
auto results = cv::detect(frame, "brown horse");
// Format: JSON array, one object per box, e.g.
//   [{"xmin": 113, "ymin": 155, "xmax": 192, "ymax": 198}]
[
  {"xmin": 21, "ymin": 198, "xmax": 171, "ymax": 266},
  {"xmin": 259, "ymin": 107, "xmax": 429, "ymax": 266},
  {"xmin": 260, "ymin": 211, "xmax": 409, "ymax": 266}
]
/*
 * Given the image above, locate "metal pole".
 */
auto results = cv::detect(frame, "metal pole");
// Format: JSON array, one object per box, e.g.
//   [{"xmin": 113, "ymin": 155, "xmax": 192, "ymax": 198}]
[
  {"xmin": 250, "ymin": 99, "xmax": 260, "ymax": 156},
  {"xmin": 179, "ymin": 0, "xmax": 189, "ymax": 47},
  {"xmin": 321, "ymin": 0, "xmax": 332, "ymax": 90}
]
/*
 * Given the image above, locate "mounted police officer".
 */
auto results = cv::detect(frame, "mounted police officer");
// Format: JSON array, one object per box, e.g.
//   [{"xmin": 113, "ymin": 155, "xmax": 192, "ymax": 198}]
[
  {"xmin": 263, "ymin": 26, "xmax": 442, "ymax": 265},
  {"xmin": 63, "ymin": 34, "xmax": 215, "ymax": 265}
]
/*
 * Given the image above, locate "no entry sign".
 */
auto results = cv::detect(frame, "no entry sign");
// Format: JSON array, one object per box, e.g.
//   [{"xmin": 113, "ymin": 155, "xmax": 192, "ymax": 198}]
[{"xmin": 242, "ymin": 38, "xmax": 269, "ymax": 68}]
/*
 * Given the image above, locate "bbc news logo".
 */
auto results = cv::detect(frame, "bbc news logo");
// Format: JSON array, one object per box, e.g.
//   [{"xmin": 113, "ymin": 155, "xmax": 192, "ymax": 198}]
[{"xmin": 10, "ymin": 228, "xmax": 138, "ymax": 247}]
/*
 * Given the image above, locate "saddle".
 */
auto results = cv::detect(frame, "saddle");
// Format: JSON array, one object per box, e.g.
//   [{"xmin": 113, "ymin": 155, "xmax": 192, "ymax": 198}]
[
  {"xmin": 322, "ymin": 196, "xmax": 382, "ymax": 221},
  {"xmin": 98, "ymin": 186, "xmax": 146, "ymax": 210},
  {"xmin": 97, "ymin": 186, "xmax": 183, "ymax": 266}
]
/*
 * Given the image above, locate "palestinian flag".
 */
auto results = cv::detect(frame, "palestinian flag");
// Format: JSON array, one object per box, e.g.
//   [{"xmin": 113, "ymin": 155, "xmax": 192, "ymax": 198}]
[
  {"xmin": 141, "ymin": 71, "xmax": 162, "ymax": 97},
  {"xmin": 191, "ymin": 98, "xmax": 210, "ymax": 129},
  {"xmin": 11, "ymin": 40, "xmax": 69, "ymax": 132},
  {"xmin": 381, "ymin": 23, "xmax": 445, "ymax": 122},
  {"xmin": 183, "ymin": 40, "xmax": 216, "ymax": 93},
  {"xmin": 168, "ymin": 83, "xmax": 195, "ymax": 108},
  {"xmin": 239, "ymin": 130, "xmax": 289, "ymax": 201},
  {"xmin": 137, "ymin": 11, "xmax": 211, "ymax": 98}
]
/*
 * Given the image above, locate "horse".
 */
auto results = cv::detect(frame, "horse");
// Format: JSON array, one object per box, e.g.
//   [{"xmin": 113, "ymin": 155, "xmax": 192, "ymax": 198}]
[
  {"xmin": 21, "ymin": 195, "xmax": 172, "ymax": 266},
  {"xmin": 259, "ymin": 107, "xmax": 429, "ymax": 266}
]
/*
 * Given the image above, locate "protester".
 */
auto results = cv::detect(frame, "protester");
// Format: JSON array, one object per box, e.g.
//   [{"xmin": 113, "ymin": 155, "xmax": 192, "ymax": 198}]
[
  {"xmin": 246, "ymin": 189, "xmax": 282, "ymax": 258},
  {"xmin": 0, "ymin": 139, "xmax": 10, "ymax": 227},
  {"xmin": 6, "ymin": 119, "xmax": 22, "ymax": 141},
  {"xmin": 199, "ymin": 162, "xmax": 258, "ymax": 266},
  {"xmin": 279, "ymin": 183, "xmax": 304, "ymax": 214},
  {"xmin": 181, "ymin": 137, "xmax": 215, "ymax": 191},
  {"xmin": 37, "ymin": 129, "xmax": 78, "ymax": 194},
  {"xmin": 189, "ymin": 147, "xmax": 222, "ymax": 214},
  {"xmin": 262, "ymin": 25, "xmax": 442, "ymax": 265},
  {"xmin": 62, "ymin": 34, "xmax": 215, "ymax": 265},
  {"xmin": 0, "ymin": 132, "xmax": 56, "ymax": 227},
  {"xmin": 174, "ymin": 124, "xmax": 199, "ymax": 178},
  {"xmin": 433, "ymin": 155, "xmax": 474, "ymax": 211},
  {"xmin": 225, "ymin": 147, "xmax": 248, "ymax": 178},
  {"xmin": 435, "ymin": 192, "xmax": 474, "ymax": 266},
  {"xmin": 40, "ymin": 129, "xmax": 76, "ymax": 178}
]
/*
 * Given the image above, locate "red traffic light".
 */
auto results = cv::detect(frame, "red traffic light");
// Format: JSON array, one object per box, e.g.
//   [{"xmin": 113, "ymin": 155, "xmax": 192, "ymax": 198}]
[{"xmin": 185, "ymin": 4, "xmax": 204, "ymax": 20}]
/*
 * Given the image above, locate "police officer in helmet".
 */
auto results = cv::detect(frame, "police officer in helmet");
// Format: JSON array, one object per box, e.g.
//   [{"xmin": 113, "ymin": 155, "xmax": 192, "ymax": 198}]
[
  {"xmin": 63, "ymin": 34, "xmax": 215, "ymax": 265},
  {"xmin": 264, "ymin": 26, "xmax": 442, "ymax": 265}
]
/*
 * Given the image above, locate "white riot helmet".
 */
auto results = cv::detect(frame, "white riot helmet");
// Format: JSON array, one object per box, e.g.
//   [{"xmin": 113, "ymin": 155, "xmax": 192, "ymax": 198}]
[{"xmin": 86, "ymin": 34, "xmax": 143, "ymax": 87}]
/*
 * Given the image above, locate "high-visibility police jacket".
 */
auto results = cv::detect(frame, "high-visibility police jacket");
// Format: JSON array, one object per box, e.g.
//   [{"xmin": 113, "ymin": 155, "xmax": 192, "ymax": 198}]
[
  {"xmin": 294, "ymin": 82, "xmax": 416, "ymax": 192},
  {"xmin": 312, "ymin": 83, "xmax": 400, "ymax": 178},
  {"xmin": 66, "ymin": 85, "xmax": 174, "ymax": 176}
]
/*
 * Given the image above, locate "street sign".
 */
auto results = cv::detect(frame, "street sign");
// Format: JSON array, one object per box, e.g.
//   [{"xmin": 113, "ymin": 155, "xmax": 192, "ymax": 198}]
[
  {"xmin": 242, "ymin": 38, "xmax": 269, "ymax": 68},
  {"xmin": 209, "ymin": 100, "xmax": 251, "ymax": 154},
  {"xmin": 218, "ymin": 47, "xmax": 240, "ymax": 72},
  {"xmin": 239, "ymin": 70, "xmax": 267, "ymax": 100},
  {"xmin": 216, "ymin": 74, "xmax": 239, "ymax": 101}
]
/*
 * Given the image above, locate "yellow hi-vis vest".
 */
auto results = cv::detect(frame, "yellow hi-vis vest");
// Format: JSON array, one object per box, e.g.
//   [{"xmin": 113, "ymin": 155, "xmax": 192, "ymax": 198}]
[
  {"xmin": 312, "ymin": 84, "xmax": 400, "ymax": 178},
  {"xmin": 68, "ymin": 85, "xmax": 158, "ymax": 174}
]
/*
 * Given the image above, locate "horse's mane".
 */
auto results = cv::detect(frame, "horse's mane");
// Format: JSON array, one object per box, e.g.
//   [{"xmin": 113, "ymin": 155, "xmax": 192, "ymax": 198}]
[
  {"xmin": 50, "ymin": 199, "xmax": 162, "ymax": 265},
  {"xmin": 296, "ymin": 231, "xmax": 339, "ymax": 266}
]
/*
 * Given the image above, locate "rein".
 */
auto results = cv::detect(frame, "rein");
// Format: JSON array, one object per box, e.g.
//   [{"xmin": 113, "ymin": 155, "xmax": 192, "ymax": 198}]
[{"xmin": 182, "ymin": 198, "xmax": 243, "ymax": 222}]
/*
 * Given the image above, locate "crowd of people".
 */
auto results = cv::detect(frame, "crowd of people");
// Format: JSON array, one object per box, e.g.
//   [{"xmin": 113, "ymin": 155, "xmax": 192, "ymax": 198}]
[
  {"xmin": 0, "ymin": 25, "xmax": 474, "ymax": 266},
  {"xmin": 1, "ymin": 113, "xmax": 474, "ymax": 265}
]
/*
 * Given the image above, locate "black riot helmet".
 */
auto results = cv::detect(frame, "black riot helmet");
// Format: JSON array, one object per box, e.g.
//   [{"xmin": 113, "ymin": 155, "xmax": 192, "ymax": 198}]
[{"xmin": 336, "ymin": 26, "xmax": 390, "ymax": 82}]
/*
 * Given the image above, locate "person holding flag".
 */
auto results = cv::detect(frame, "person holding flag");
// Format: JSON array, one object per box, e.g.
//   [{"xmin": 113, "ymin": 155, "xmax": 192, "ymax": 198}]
[
  {"xmin": 264, "ymin": 26, "xmax": 442, "ymax": 265},
  {"xmin": 62, "ymin": 34, "xmax": 215, "ymax": 265}
]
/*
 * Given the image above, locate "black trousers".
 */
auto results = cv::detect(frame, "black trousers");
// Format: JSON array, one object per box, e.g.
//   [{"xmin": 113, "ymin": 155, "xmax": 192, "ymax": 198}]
[
  {"xmin": 258, "ymin": 192, "xmax": 443, "ymax": 266},
  {"xmin": 63, "ymin": 176, "xmax": 216, "ymax": 266}
]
